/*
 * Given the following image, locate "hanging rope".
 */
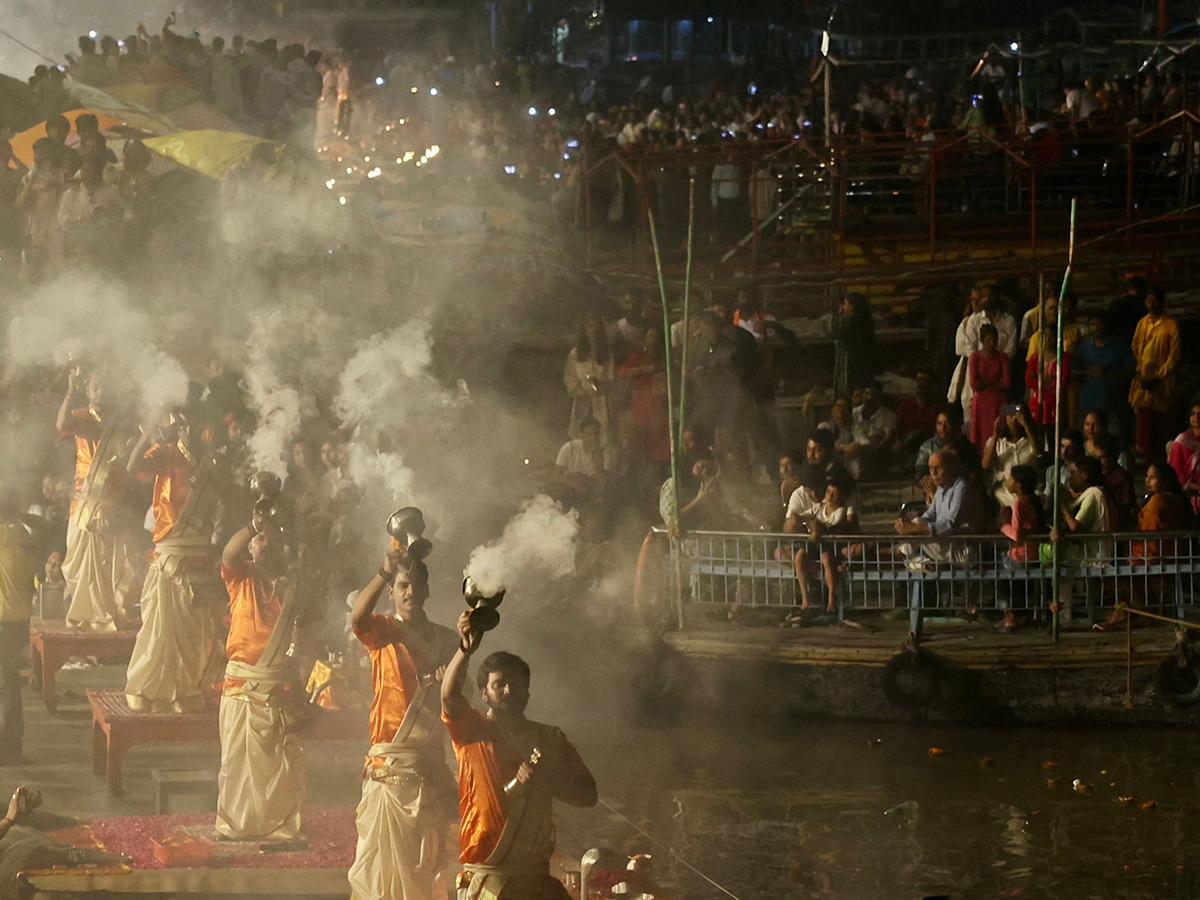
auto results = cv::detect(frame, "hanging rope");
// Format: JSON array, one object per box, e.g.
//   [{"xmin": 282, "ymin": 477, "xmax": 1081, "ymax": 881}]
[
  {"xmin": 598, "ymin": 797, "xmax": 747, "ymax": 900},
  {"xmin": 0, "ymin": 28, "xmax": 60, "ymax": 66}
]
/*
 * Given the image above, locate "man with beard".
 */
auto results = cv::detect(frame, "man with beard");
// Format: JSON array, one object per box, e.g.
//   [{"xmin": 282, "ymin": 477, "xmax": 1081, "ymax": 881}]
[
  {"xmin": 441, "ymin": 620, "xmax": 597, "ymax": 900},
  {"xmin": 215, "ymin": 510, "xmax": 304, "ymax": 841},
  {"xmin": 347, "ymin": 545, "xmax": 459, "ymax": 900},
  {"xmin": 56, "ymin": 367, "xmax": 138, "ymax": 632},
  {"xmin": 124, "ymin": 412, "xmax": 225, "ymax": 712}
]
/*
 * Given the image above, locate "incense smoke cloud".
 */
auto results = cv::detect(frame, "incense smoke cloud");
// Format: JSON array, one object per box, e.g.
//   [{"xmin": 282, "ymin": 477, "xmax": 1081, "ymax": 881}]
[
  {"xmin": 6, "ymin": 273, "xmax": 189, "ymax": 418},
  {"xmin": 465, "ymin": 495, "xmax": 579, "ymax": 596}
]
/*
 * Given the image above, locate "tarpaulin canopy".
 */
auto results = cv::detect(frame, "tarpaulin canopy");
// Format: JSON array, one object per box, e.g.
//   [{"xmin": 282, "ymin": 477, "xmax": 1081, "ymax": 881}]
[
  {"xmin": 143, "ymin": 130, "xmax": 271, "ymax": 179},
  {"xmin": 9, "ymin": 107, "xmax": 177, "ymax": 167}
]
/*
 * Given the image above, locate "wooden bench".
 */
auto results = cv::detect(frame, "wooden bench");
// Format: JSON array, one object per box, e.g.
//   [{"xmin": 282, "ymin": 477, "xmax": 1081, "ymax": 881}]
[
  {"xmin": 87, "ymin": 689, "xmax": 362, "ymax": 796},
  {"xmin": 29, "ymin": 619, "xmax": 138, "ymax": 712}
]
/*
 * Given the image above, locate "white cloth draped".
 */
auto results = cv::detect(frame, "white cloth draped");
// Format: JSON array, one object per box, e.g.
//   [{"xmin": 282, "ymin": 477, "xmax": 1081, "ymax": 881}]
[
  {"xmin": 62, "ymin": 520, "xmax": 137, "ymax": 632},
  {"xmin": 348, "ymin": 776, "xmax": 453, "ymax": 900},
  {"xmin": 125, "ymin": 555, "xmax": 224, "ymax": 712},
  {"xmin": 215, "ymin": 692, "xmax": 304, "ymax": 841}
]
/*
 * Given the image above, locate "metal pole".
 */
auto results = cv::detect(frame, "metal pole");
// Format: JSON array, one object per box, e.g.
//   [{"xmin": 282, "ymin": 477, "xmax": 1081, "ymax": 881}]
[
  {"xmin": 677, "ymin": 178, "xmax": 696, "ymax": 455},
  {"xmin": 823, "ymin": 57, "xmax": 832, "ymax": 150},
  {"xmin": 1051, "ymin": 198, "xmax": 1077, "ymax": 643},
  {"xmin": 583, "ymin": 144, "xmax": 593, "ymax": 269},
  {"xmin": 648, "ymin": 209, "xmax": 680, "ymax": 536}
]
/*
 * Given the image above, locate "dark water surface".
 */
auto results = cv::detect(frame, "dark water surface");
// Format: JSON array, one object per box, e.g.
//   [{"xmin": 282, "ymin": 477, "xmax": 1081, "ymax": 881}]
[{"xmin": 560, "ymin": 719, "xmax": 1200, "ymax": 900}]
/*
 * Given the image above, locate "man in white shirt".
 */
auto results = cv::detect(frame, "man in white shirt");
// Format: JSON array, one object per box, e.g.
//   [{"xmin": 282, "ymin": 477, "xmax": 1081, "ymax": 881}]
[
  {"xmin": 554, "ymin": 417, "xmax": 610, "ymax": 508},
  {"xmin": 951, "ymin": 284, "xmax": 1017, "ymax": 423},
  {"xmin": 845, "ymin": 382, "xmax": 897, "ymax": 478}
]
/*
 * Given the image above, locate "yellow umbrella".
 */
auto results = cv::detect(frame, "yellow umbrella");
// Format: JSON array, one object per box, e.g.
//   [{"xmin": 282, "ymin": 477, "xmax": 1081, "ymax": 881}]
[{"xmin": 143, "ymin": 130, "xmax": 272, "ymax": 179}]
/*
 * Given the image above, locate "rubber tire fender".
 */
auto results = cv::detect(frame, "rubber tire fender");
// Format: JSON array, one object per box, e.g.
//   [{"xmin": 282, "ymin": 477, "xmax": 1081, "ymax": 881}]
[
  {"xmin": 1155, "ymin": 654, "xmax": 1200, "ymax": 708},
  {"xmin": 882, "ymin": 651, "xmax": 938, "ymax": 710}
]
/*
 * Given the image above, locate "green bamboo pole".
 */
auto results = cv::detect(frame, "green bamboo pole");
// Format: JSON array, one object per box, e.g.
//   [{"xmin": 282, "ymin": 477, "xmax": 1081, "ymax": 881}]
[
  {"xmin": 1051, "ymin": 198, "xmax": 1077, "ymax": 642},
  {"xmin": 648, "ymin": 209, "xmax": 679, "ymax": 535},
  {"xmin": 676, "ymin": 178, "xmax": 696, "ymax": 456}
]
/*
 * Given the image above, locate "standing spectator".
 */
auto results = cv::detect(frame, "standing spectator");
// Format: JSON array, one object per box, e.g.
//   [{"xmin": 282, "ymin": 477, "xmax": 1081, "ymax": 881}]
[
  {"xmin": 15, "ymin": 139, "xmax": 66, "ymax": 280},
  {"xmin": 1168, "ymin": 402, "xmax": 1200, "ymax": 516},
  {"xmin": 0, "ymin": 488, "xmax": 37, "ymax": 765},
  {"xmin": 710, "ymin": 147, "xmax": 744, "ymax": 244},
  {"xmin": 950, "ymin": 284, "xmax": 1016, "ymax": 427},
  {"xmin": 1026, "ymin": 325, "xmax": 1070, "ymax": 429},
  {"xmin": 968, "ymin": 323, "xmax": 1009, "ymax": 449},
  {"xmin": 1073, "ymin": 311, "xmax": 1134, "ymax": 429},
  {"xmin": 211, "ymin": 36, "xmax": 244, "ymax": 121},
  {"xmin": 832, "ymin": 292, "xmax": 876, "ymax": 398},
  {"xmin": 564, "ymin": 311, "xmax": 614, "ymax": 448},
  {"xmin": 335, "ymin": 58, "xmax": 353, "ymax": 138},
  {"xmin": 617, "ymin": 327, "xmax": 670, "ymax": 490},
  {"xmin": 1129, "ymin": 286, "xmax": 1181, "ymax": 460}
]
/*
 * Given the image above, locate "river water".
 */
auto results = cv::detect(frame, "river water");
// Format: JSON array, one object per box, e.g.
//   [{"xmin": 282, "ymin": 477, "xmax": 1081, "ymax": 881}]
[{"xmin": 561, "ymin": 718, "xmax": 1200, "ymax": 900}]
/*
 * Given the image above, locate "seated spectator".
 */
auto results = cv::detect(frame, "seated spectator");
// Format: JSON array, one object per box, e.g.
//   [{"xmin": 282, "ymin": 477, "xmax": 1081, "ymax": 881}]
[
  {"xmin": 998, "ymin": 464, "xmax": 1048, "ymax": 631},
  {"xmin": 790, "ymin": 476, "xmax": 859, "ymax": 614},
  {"xmin": 1096, "ymin": 434, "xmax": 1137, "ymax": 530},
  {"xmin": 842, "ymin": 381, "xmax": 896, "ymax": 479},
  {"xmin": 968, "ymin": 323, "xmax": 1010, "ymax": 449},
  {"xmin": 982, "ymin": 405, "xmax": 1038, "ymax": 508},
  {"xmin": 1168, "ymin": 402, "xmax": 1200, "ymax": 517},
  {"xmin": 1073, "ymin": 311, "xmax": 1133, "ymax": 431},
  {"xmin": 805, "ymin": 428, "xmax": 857, "ymax": 515},
  {"xmin": 894, "ymin": 449, "xmax": 986, "ymax": 564},
  {"xmin": 1051, "ymin": 455, "xmax": 1113, "ymax": 628},
  {"xmin": 776, "ymin": 449, "xmax": 804, "ymax": 519},
  {"xmin": 819, "ymin": 396, "xmax": 854, "ymax": 447},
  {"xmin": 893, "ymin": 370, "xmax": 941, "ymax": 460},
  {"xmin": 1042, "ymin": 429, "xmax": 1084, "ymax": 507},
  {"xmin": 1097, "ymin": 462, "xmax": 1189, "ymax": 630},
  {"xmin": 659, "ymin": 454, "xmax": 765, "ymax": 533},
  {"xmin": 782, "ymin": 463, "xmax": 828, "ymax": 534},
  {"xmin": 915, "ymin": 407, "xmax": 981, "ymax": 481},
  {"xmin": 552, "ymin": 416, "xmax": 611, "ymax": 508}
]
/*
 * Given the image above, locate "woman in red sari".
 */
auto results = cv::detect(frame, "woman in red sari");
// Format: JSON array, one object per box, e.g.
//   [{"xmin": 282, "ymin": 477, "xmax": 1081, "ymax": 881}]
[
  {"xmin": 968, "ymin": 323, "xmax": 1009, "ymax": 449},
  {"xmin": 1025, "ymin": 325, "xmax": 1071, "ymax": 428}
]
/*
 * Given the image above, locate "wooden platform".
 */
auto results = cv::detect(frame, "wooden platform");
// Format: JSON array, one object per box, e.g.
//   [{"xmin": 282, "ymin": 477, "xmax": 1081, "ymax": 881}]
[
  {"xmin": 87, "ymin": 689, "xmax": 363, "ymax": 796},
  {"xmin": 664, "ymin": 621, "xmax": 1180, "ymax": 670},
  {"xmin": 30, "ymin": 619, "xmax": 138, "ymax": 712}
]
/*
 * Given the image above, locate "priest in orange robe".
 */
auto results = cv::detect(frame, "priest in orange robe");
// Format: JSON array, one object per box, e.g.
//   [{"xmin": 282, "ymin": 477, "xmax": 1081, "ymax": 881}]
[
  {"xmin": 441, "ymin": 617, "xmax": 596, "ymax": 900},
  {"xmin": 125, "ymin": 414, "xmax": 226, "ymax": 712},
  {"xmin": 347, "ymin": 546, "xmax": 460, "ymax": 900},
  {"xmin": 56, "ymin": 368, "xmax": 137, "ymax": 632},
  {"xmin": 215, "ymin": 513, "xmax": 304, "ymax": 841}
]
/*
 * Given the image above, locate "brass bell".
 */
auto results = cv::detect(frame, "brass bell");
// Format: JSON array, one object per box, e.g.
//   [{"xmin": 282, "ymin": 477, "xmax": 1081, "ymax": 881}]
[{"xmin": 462, "ymin": 575, "xmax": 505, "ymax": 633}]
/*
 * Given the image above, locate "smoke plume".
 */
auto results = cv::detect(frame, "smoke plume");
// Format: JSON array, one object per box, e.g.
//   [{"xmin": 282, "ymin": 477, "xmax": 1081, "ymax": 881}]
[{"xmin": 465, "ymin": 494, "xmax": 579, "ymax": 596}]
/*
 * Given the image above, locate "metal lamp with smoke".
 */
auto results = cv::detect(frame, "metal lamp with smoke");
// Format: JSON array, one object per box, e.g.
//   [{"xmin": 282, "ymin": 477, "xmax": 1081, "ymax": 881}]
[
  {"xmin": 249, "ymin": 470, "xmax": 283, "ymax": 533},
  {"xmin": 461, "ymin": 574, "xmax": 505, "ymax": 634}
]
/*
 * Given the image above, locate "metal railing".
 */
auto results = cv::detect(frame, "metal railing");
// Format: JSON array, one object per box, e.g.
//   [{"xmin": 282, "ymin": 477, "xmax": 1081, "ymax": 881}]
[{"xmin": 654, "ymin": 528, "xmax": 1200, "ymax": 634}]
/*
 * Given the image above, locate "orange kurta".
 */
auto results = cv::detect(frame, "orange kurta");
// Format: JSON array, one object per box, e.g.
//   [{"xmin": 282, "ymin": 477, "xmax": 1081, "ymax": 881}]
[
  {"xmin": 353, "ymin": 614, "xmax": 457, "ymax": 758},
  {"xmin": 59, "ymin": 408, "xmax": 102, "ymax": 516},
  {"xmin": 220, "ymin": 560, "xmax": 282, "ymax": 688},
  {"xmin": 142, "ymin": 442, "xmax": 205, "ymax": 544},
  {"xmin": 442, "ymin": 709, "xmax": 587, "ymax": 865},
  {"xmin": 1131, "ymin": 491, "xmax": 1188, "ymax": 560}
]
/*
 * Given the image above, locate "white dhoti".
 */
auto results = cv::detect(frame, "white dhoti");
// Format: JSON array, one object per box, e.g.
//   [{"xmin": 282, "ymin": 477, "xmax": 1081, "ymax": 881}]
[
  {"xmin": 215, "ymin": 687, "xmax": 304, "ymax": 841},
  {"xmin": 125, "ymin": 553, "xmax": 225, "ymax": 712},
  {"xmin": 62, "ymin": 519, "xmax": 137, "ymax": 632},
  {"xmin": 348, "ymin": 749, "xmax": 457, "ymax": 900}
]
